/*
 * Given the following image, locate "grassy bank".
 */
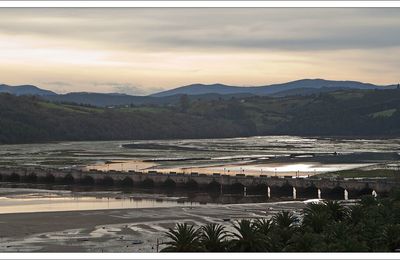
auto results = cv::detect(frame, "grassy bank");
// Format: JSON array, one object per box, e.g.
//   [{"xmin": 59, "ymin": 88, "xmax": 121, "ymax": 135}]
[{"xmin": 317, "ymin": 169, "xmax": 400, "ymax": 179}]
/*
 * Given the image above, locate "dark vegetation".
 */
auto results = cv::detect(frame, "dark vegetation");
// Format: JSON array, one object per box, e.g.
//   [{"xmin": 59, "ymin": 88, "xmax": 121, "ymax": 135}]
[
  {"xmin": 161, "ymin": 191, "xmax": 400, "ymax": 252},
  {"xmin": 1, "ymin": 88, "xmax": 400, "ymax": 144}
]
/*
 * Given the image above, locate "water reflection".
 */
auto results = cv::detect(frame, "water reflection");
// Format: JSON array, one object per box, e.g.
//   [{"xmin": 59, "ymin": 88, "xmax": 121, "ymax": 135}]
[
  {"xmin": 0, "ymin": 136, "xmax": 399, "ymax": 175},
  {"xmin": 0, "ymin": 194, "xmax": 204, "ymax": 214}
]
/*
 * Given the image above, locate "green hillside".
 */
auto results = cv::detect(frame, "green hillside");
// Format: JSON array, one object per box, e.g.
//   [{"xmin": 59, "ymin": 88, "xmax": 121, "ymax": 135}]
[{"xmin": 1, "ymin": 89, "xmax": 400, "ymax": 144}]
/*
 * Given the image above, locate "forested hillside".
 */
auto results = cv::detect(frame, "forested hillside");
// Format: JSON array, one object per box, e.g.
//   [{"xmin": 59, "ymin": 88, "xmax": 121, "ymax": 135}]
[
  {"xmin": 1, "ymin": 89, "xmax": 400, "ymax": 144},
  {"xmin": 0, "ymin": 94, "xmax": 254, "ymax": 144}
]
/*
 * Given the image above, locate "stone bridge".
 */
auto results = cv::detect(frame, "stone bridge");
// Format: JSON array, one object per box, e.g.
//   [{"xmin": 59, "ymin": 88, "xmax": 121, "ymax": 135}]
[{"xmin": 0, "ymin": 166, "xmax": 398, "ymax": 200}]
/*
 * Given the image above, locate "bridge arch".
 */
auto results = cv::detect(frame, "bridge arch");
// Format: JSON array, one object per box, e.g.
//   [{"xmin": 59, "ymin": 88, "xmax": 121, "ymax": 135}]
[
  {"xmin": 23, "ymin": 173, "xmax": 37, "ymax": 183},
  {"xmin": 6, "ymin": 173, "xmax": 20, "ymax": 182},
  {"xmin": 323, "ymin": 186, "xmax": 345, "ymax": 200},
  {"xmin": 229, "ymin": 182, "xmax": 245, "ymax": 194},
  {"xmin": 270, "ymin": 182, "xmax": 293, "ymax": 198},
  {"xmin": 247, "ymin": 183, "xmax": 268, "ymax": 195},
  {"xmin": 185, "ymin": 179, "xmax": 198, "ymax": 190},
  {"xmin": 97, "ymin": 176, "xmax": 114, "ymax": 186},
  {"xmin": 120, "ymin": 177, "xmax": 134, "ymax": 187},
  {"xmin": 163, "ymin": 178, "xmax": 177, "ymax": 189},
  {"xmin": 354, "ymin": 186, "xmax": 374, "ymax": 198},
  {"xmin": 38, "ymin": 173, "xmax": 55, "ymax": 183},
  {"xmin": 62, "ymin": 173, "xmax": 75, "ymax": 185},
  {"xmin": 296, "ymin": 184, "xmax": 319, "ymax": 199},
  {"xmin": 207, "ymin": 180, "xmax": 221, "ymax": 193},
  {"xmin": 80, "ymin": 175, "xmax": 95, "ymax": 185},
  {"xmin": 140, "ymin": 178, "xmax": 155, "ymax": 189}
]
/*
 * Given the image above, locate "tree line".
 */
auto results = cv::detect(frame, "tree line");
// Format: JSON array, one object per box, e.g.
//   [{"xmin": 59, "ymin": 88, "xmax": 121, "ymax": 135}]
[
  {"xmin": 161, "ymin": 191, "xmax": 400, "ymax": 252},
  {"xmin": 1, "ymin": 89, "xmax": 400, "ymax": 144}
]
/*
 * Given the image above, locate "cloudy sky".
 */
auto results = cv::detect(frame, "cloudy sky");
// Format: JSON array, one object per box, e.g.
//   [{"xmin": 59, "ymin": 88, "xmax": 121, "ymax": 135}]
[{"xmin": 0, "ymin": 8, "xmax": 399, "ymax": 94}]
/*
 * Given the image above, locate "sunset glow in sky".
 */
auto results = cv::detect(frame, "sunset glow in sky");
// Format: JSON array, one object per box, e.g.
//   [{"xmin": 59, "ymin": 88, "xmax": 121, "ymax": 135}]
[{"xmin": 0, "ymin": 8, "xmax": 399, "ymax": 94}]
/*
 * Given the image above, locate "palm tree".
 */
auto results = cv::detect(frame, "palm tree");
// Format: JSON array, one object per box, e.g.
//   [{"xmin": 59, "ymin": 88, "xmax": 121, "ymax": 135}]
[
  {"xmin": 324, "ymin": 222, "xmax": 368, "ymax": 252},
  {"xmin": 254, "ymin": 218, "xmax": 273, "ymax": 236},
  {"xmin": 285, "ymin": 231, "xmax": 326, "ymax": 252},
  {"xmin": 161, "ymin": 223, "xmax": 202, "ymax": 252},
  {"xmin": 270, "ymin": 211, "xmax": 298, "ymax": 251},
  {"xmin": 347, "ymin": 204, "xmax": 364, "ymax": 226},
  {"xmin": 200, "ymin": 223, "xmax": 230, "ymax": 252},
  {"xmin": 302, "ymin": 203, "xmax": 331, "ymax": 233},
  {"xmin": 381, "ymin": 224, "xmax": 400, "ymax": 251},
  {"xmin": 359, "ymin": 195, "xmax": 378, "ymax": 208},
  {"xmin": 272, "ymin": 211, "xmax": 298, "ymax": 229},
  {"xmin": 229, "ymin": 219, "xmax": 269, "ymax": 252},
  {"xmin": 323, "ymin": 201, "xmax": 348, "ymax": 222}
]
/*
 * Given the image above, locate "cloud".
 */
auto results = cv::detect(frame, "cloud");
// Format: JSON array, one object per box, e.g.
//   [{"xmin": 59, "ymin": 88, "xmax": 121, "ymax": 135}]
[
  {"xmin": 41, "ymin": 81, "xmax": 73, "ymax": 93},
  {"xmin": 43, "ymin": 81, "xmax": 72, "ymax": 87},
  {"xmin": 0, "ymin": 8, "xmax": 399, "ymax": 52},
  {"xmin": 0, "ymin": 8, "xmax": 400, "ymax": 92},
  {"xmin": 106, "ymin": 83, "xmax": 147, "ymax": 95},
  {"xmin": 89, "ymin": 82, "xmax": 162, "ymax": 95}
]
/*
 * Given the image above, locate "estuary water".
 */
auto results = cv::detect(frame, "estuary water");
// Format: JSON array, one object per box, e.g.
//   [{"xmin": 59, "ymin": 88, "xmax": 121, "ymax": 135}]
[
  {"xmin": 0, "ymin": 136, "xmax": 399, "ymax": 176},
  {"xmin": 0, "ymin": 136, "xmax": 399, "ymax": 213}
]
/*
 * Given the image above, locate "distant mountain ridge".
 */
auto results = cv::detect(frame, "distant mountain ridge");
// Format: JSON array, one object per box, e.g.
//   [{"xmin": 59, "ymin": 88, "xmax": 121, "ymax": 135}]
[
  {"xmin": 0, "ymin": 84, "xmax": 56, "ymax": 96},
  {"xmin": 151, "ymin": 79, "xmax": 397, "ymax": 97},
  {"xmin": 1, "ymin": 79, "xmax": 397, "ymax": 107}
]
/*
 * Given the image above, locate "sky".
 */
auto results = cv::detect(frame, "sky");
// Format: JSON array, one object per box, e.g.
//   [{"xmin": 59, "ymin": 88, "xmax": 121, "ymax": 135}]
[{"xmin": 0, "ymin": 8, "xmax": 399, "ymax": 95}]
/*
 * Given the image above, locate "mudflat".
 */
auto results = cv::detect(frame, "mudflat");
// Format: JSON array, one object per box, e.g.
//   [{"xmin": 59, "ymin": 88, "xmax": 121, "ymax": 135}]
[{"xmin": 0, "ymin": 201, "xmax": 305, "ymax": 252}]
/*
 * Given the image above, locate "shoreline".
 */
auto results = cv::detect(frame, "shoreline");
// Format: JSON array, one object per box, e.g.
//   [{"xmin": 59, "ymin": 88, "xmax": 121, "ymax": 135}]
[{"xmin": 0, "ymin": 201, "xmax": 305, "ymax": 252}]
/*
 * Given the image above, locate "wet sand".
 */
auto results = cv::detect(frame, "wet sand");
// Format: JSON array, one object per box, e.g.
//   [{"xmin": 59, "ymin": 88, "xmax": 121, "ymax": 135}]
[
  {"xmin": 85, "ymin": 160, "xmax": 156, "ymax": 172},
  {"xmin": 0, "ymin": 202, "xmax": 305, "ymax": 252},
  {"xmin": 84, "ymin": 158, "xmax": 375, "ymax": 177}
]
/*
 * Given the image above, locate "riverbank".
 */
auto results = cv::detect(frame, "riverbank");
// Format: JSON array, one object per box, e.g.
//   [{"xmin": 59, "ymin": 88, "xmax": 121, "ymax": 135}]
[{"xmin": 0, "ymin": 201, "xmax": 305, "ymax": 252}]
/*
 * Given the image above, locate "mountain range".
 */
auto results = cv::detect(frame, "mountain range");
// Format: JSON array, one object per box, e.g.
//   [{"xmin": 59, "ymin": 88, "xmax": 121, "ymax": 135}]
[{"xmin": 0, "ymin": 79, "xmax": 397, "ymax": 107}]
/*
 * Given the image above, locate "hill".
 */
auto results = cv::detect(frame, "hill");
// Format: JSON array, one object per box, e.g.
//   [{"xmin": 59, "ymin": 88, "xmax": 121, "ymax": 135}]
[
  {"xmin": 0, "ymin": 84, "xmax": 56, "ymax": 96},
  {"xmin": 2, "ymin": 79, "xmax": 397, "ymax": 107},
  {"xmin": 0, "ymin": 94, "xmax": 254, "ymax": 144},
  {"xmin": 150, "ymin": 83, "xmax": 250, "ymax": 97},
  {"xmin": 1, "ymin": 88, "xmax": 400, "ymax": 144},
  {"xmin": 151, "ymin": 79, "xmax": 396, "ymax": 97}
]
